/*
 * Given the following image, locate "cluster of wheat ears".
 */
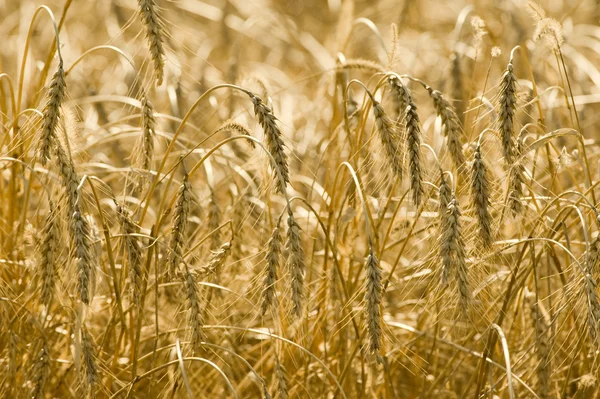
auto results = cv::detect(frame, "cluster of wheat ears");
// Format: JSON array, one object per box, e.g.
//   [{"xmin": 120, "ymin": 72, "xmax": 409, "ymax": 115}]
[{"xmin": 3, "ymin": 0, "xmax": 600, "ymax": 397}]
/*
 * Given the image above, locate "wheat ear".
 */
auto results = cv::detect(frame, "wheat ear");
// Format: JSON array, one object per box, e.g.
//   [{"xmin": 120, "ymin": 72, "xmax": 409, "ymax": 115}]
[
  {"xmin": 371, "ymin": 99, "xmax": 404, "ymax": 179},
  {"xmin": 38, "ymin": 204, "xmax": 59, "ymax": 308},
  {"xmin": 261, "ymin": 225, "xmax": 282, "ymax": 315},
  {"xmin": 250, "ymin": 93, "xmax": 290, "ymax": 193},
  {"xmin": 39, "ymin": 62, "xmax": 66, "ymax": 166},
  {"xmin": 184, "ymin": 267, "xmax": 204, "ymax": 353},
  {"xmin": 498, "ymin": 57, "xmax": 517, "ymax": 166},
  {"xmin": 428, "ymin": 87, "xmax": 465, "ymax": 169},
  {"xmin": 286, "ymin": 211, "xmax": 305, "ymax": 317},
  {"xmin": 167, "ymin": 172, "xmax": 191, "ymax": 279},
  {"xmin": 30, "ymin": 342, "xmax": 50, "ymax": 399},
  {"xmin": 364, "ymin": 250, "xmax": 383, "ymax": 359},
  {"xmin": 81, "ymin": 328, "xmax": 98, "ymax": 399},
  {"xmin": 115, "ymin": 200, "xmax": 143, "ymax": 306},
  {"xmin": 137, "ymin": 0, "xmax": 166, "ymax": 85},
  {"xmin": 471, "ymin": 142, "xmax": 493, "ymax": 248}
]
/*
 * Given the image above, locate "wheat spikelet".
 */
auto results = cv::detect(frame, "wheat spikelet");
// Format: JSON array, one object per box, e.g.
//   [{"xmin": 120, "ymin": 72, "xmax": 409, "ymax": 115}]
[
  {"xmin": 53, "ymin": 138, "xmax": 79, "ymax": 215},
  {"xmin": 137, "ymin": 0, "xmax": 166, "ymax": 85},
  {"xmin": 440, "ymin": 195, "xmax": 469, "ymax": 312},
  {"xmin": 364, "ymin": 250, "xmax": 383, "ymax": 358},
  {"xmin": 498, "ymin": 59, "xmax": 517, "ymax": 166},
  {"xmin": 29, "ymin": 343, "xmax": 50, "ymax": 399},
  {"xmin": 507, "ymin": 136, "xmax": 525, "ymax": 217},
  {"xmin": 38, "ymin": 62, "xmax": 66, "ymax": 166},
  {"xmin": 274, "ymin": 355, "xmax": 289, "ymax": 399},
  {"xmin": 250, "ymin": 93, "xmax": 289, "ymax": 193},
  {"xmin": 438, "ymin": 169, "xmax": 452, "ymax": 226},
  {"xmin": 167, "ymin": 172, "xmax": 191, "ymax": 279},
  {"xmin": 114, "ymin": 200, "xmax": 143, "ymax": 306},
  {"xmin": 371, "ymin": 99, "xmax": 404, "ymax": 179},
  {"xmin": 136, "ymin": 95, "xmax": 156, "ymax": 171},
  {"xmin": 286, "ymin": 212, "xmax": 305, "ymax": 317},
  {"xmin": 38, "ymin": 204, "xmax": 59, "ymax": 308},
  {"xmin": 205, "ymin": 241, "xmax": 231, "ymax": 286},
  {"xmin": 470, "ymin": 142, "xmax": 493, "ymax": 248},
  {"xmin": 583, "ymin": 270, "xmax": 600, "ymax": 345},
  {"xmin": 261, "ymin": 226, "xmax": 281, "ymax": 315},
  {"xmin": 81, "ymin": 328, "xmax": 98, "ymax": 399},
  {"xmin": 428, "ymin": 88, "xmax": 465, "ymax": 169},
  {"xmin": 73, "ymin": 207, "xmax": 94, "ymax": 305},
  {"xmin": 528, "ymin": 298, "xmax": 551, "ymax": 399},
  {"xmin": 184, "ymin": 267, "xmax": 204, "ymax": 352},
  {"xmin": 405, "ymin": 96, "xmax": 424, "ymax": 206},
  {"xmin": 387, "ymin": 75, "xmax": 411, "ymax": 125}
]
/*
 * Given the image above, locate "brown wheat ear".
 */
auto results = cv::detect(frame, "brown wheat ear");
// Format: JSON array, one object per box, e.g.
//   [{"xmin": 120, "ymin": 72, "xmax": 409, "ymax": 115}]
[
  {"xmin": 249, "ymin": 93, "xmax": 290, "ymax": 193},
  {"xmin": 364, "ymin": 250, "xmax": 383, "ymax": 360},
  {"xmin": 184, "ymin": 267, "xmax": 205, "ymax": 353},
  {"xmin": 428, "ymin": 87, "xmax": 465, "ymax": 169},
  {"xmin": 440, "ymin": 194, "xmax": 469, "ymax": 313},
  {"xmin": 371, "ymin": 99, "xmax": 404, "ymax": 180},
  {"xmin": 528, "ymin": 297, "xmax": 551, "ymax": 399},
  {"xmin": 30, "ymin": 342, "xmax": 50, "ymax": 399},
  {"xmin": 507, "ymin": 135, "xmax": 525, "ymax": 217},
  {"xmin": 38, "ymin": 204, "xmax": 59, "ymax": 308},
  {"xmin": 137, "ymin": 0, "xmax": 166, "ymax": 85},
  {"xmin": 137, "ymin": 95, "xmax": 156, "ymax": 171},
  {"xmin": 405, "ymin": 95, "xmax": 424, "ymax": 206},
  {"xmin": 274, "ymin": 354, "xmax": 289, "ymax": 399},
  {"xmin": 498, "ymin": 57, "xmax": 517, "ymax": 166},
  {"xmin": 114, "ymin": 200, "xmax": 143, "ymax": 306},
  {"xmin": 167, "ymin": 172, "xmax": 192, "ymax": 279},
  {"xmin": 286, "ymin": 211, "xmax": 305, "ymax": 317},
  {"xmin": 39, "ymin": 61, "xmax": 66, "ymax": 166},
  {"xmin": 81, "ymin": 328, "xmax": 98, "ymax": 399},
  {"xmin": 471, "ymin": 142, "xmax": 493, "ymax": 248},
  {"xmin": 261, "ymin": 225, "xmax": 282, "ymax": 315}
]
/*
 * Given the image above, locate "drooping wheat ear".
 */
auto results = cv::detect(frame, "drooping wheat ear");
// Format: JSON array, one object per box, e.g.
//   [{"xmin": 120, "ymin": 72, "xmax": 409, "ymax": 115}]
[
  {"xmin": 30, "ymin": 342, "xmax": 50, "ymax": 399},
  {"xmin": 208, "ymin": 193, "xmax": 221, "ymax": 249},
  {"xmin": 387, "ymin": 75, "xmax": 411, "ymax": 125},
  {"xmin": 364, "ymin": 250, "xmax": 383, "ymax": 359},
  {"xmin": 38, "ymin": 204, "xmax": 59, "ymax": 308},
  {"xmin": 371, "ymin": 99, "xmax": 404, "ymax": 180},
  {"xmin": 471, "ymin": 142, "xmax": 493, "ymax": 248},
  {"xmin": 405, "ymin": 95, "xmax": 424, "ymax": 207},
  {"xmin": 450, "ymin": 52, "xmax": 465, "ymax": 124},
  {"xmin": 440, "ymin": 195, "xmax": 469, "ymax": 312},
  {"xmin": 205, "ymin": 241, "xmax": 231, "ymax": 287},
  {"xmin": 214, "ymin": 119, "xmax": 256, "ymax": 148},
  {"xmin": 498, "ymin": 57, "xmax": 517, "ymax": 166},
  {"xmin": 274, "ymin": 354, "xmax": 289, "ymax": 399},
  {"xmin": 507, "ymin": 135, "xmax": 525, "ymax": 217},
  {"xmin": 286, "ymin": 211, "xmax": 305, "ymax": 317},
  {"xmin": 184, "ymin": 267, "xmax": 204, "ymax": 353},
  {"xmin": 529, "ymin": 299, "xmax": 551, "ymax": 399},
  {"xmin": 167, "ymin": 172, "xmax": 191, "ymax": 279},
  {"xmin": 137, "ymin": 95, "xmax": 156, "ymax": 171},
  {"xmin": 39, "ymin": 62, "xmax": 66, "ymax": 166},
  {"xmin": 261, "ymin": 225, "xmax": 282, "ymax": 315},
  {"xmin": 81, "ymin": 328, "xmax": 98, "ymax": 399},
  {"xmin": 114, "ymin": 200, "xmax": 143, "ymax": 306},
  {"xmin": 250, "ymin": 93, "xmax": 290, "ymax": 193},
  {"xmin": 137, "ymin": 0, "xmax": 165, "ymax": 86},
  {"xmin": 428, "ymin": 87, "xmax": 465, "ymax": 169},
  {"xmin": 73, "ymin": 206, "xmax": 94, "ymax": 305}
]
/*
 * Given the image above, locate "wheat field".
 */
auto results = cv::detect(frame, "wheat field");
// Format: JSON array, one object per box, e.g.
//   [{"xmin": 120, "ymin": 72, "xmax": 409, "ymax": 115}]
[{"xmin": 2, "ymin": 0, "xmax": 600, "ymax": 397}]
